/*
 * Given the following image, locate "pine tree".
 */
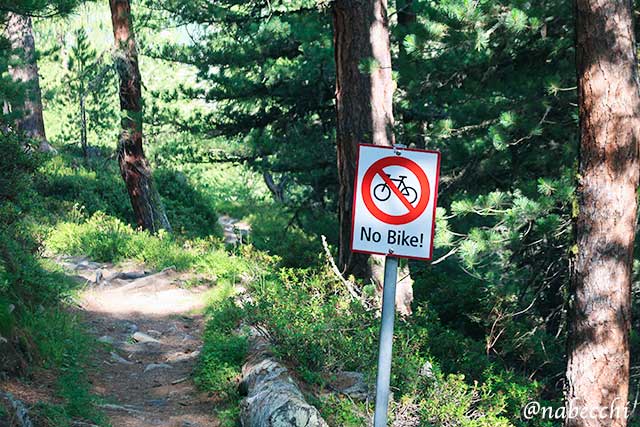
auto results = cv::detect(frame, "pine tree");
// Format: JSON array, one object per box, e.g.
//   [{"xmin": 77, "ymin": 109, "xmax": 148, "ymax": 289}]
[
  {"xmin": 109, "ymin": 0, "xmax": 170, "ymax": 233},
  {"xmin": 333, "ymin": 0, "xmax": 395, "ymax": 278},
  {"xmin": 565, "ymin": 1, "xmax": 640, "ymax": 426},
  {"xmin": 6, "ymin": 12, "xmax": 54, "ymax": 152},
  {"xmin": 59, "ymin": 28, "xmax": 115, "ymax": 158}
]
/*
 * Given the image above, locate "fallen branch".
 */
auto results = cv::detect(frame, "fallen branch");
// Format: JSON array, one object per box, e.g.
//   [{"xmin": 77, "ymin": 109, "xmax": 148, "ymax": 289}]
[
  {"xmin": 0, "ymin": 392, "xmax": 33, "ymax": 427},
  {"xmin": 320, "ymin": 235, "xmax": 363, "ymax": 303}
]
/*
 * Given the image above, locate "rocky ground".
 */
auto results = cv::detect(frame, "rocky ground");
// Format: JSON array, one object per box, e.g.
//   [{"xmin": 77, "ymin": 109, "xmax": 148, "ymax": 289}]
[{"xmin": 60, "ymin": 256, "xmax": 220, "ymax": 427}]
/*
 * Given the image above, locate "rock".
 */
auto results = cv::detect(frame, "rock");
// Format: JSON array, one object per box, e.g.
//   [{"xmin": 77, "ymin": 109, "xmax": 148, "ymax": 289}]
[
  {"xmin": 147, "ymin": 399, "xmax": 167, "ymax": 407},
  {"xmin": 166, "ymin": 350, "xmax": 200, "ymax": 363},
  {"xmin": 218, "ymin": 215, "xmax": 252, "ymax": 245},
  {"xmin": 144, "ymin": 363, "xmax": 173, "ymax": 373},
  {"xmin": 98, "ymin": 335, "xmax": 115, "ymax": 344},
  {"xmin": 117, "ymin": 270, "xmax": 179, "ymax": 293},
  {"xmin": 165, "ymin": 324, "xmax": 179, "ymax": 334},
  {"xmin": 182, "ymin": 421, "xmax": 199, "ymax": 427},
  {"xmin": 110, "ymin": 352, "xmax": 133, "ymax": 365},
  {"xmin": 115, "ymin": 271, "xmax": 147, "ymax": 280},
  {"xmin": 419, "ymin": 361, "xmax": 434, "ymax": 378},
  {"xmin": 328, "ymin": 371, "xmax": 370, "ymax": 401},
  {"xmin": 239, "ymin": 327, "xmax": 327, "ymax": 427},
  {"xmin": 95, "ymin": 269, "xmax": 104, "ymax": 285},
  {"xmin": 147, "ymin": 329, "xmax": 162, "ymax": 338},
  {"xmin": 99, "ymin": 403, "xmax": 145, "ymax": 415},
  {"xmin": 132, "ymin": 332, "xmax": 161, "ymax": 344},
  {"xmin": 125, "ymin": 323, "xmax": 138, "ymax": 333}
]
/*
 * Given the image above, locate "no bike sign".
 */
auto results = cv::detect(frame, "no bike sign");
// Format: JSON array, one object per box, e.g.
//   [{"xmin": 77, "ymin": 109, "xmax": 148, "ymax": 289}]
[{"xmin": 351, "ymin": 144, "xmax": 441, "ymax": 260}]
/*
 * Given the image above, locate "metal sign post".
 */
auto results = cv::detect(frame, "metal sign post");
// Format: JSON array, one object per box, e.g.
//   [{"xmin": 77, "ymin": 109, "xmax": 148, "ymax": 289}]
[
  {"xmin": 373, "ymin": 255, "xmax": 398, "ymax": 427},
  {"xmin": 350, "ymin": 144, "xmax": 440, "ymax": 426}
]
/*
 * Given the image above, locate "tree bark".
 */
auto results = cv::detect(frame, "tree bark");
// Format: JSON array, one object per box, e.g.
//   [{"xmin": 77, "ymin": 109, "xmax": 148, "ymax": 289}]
[
  {"xmin": 109, "ymin": 0, "xmax": 170, "ymax": 233},
  {"xmin": 80, "ymin": 94, "xmax": 88, "ymax": 159},
  {"xmin": 565, "ymin": 1, "xmax": 640, "ymax": 426},
  {"xmin": 334, "ymin": 0, "xmax": 395, "ymax": 278},
  {"xmin": 6, "ymin": 12, "xmax": 55, "ymax": 153}
]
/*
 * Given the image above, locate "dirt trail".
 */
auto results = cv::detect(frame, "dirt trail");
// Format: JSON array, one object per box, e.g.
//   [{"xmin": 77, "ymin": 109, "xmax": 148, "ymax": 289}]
[{"xmin": 61, "ymin": 256, "xmax": 219, "ymax": 427}]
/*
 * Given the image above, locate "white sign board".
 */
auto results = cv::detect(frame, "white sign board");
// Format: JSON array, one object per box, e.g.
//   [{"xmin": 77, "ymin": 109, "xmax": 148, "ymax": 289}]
[{"xmin": 351, "ymin": 144, "xmax": 441, "ymax": 260}]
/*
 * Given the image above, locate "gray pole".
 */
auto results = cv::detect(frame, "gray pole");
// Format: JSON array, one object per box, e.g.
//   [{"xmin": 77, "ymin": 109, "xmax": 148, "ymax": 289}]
[{"xmin": 373, "ymin": 255, "xmax": 398, "ymax": 427}]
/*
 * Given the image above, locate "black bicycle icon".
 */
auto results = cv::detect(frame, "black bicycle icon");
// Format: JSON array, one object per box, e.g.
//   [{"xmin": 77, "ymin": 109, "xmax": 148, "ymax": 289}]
[{"xmin": 373, "ymin": 175, "xmax": 418, "ymax": 204}]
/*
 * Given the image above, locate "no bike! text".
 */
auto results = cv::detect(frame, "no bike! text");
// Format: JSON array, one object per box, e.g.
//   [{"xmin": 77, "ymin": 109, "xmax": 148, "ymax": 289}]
[{"xmin": 360, "ymin": 226, "xmax": 425, "ymax": 248}]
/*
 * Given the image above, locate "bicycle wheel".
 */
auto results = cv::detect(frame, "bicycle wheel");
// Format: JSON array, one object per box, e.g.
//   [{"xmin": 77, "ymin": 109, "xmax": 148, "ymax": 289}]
[
  {"xmin": 403, "ymin": 186, "xmax": 418, "ymax": 204},
  {"xmin": 373, "ymin": 183, "xmax": 391, "ymax": 201}
]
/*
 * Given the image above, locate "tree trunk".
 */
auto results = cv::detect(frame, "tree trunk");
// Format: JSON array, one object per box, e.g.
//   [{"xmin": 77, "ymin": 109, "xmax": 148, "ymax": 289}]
[
  {"xmin": 565, "ymin": 1, "xmax": 640, "ymax": 426},
  {"xmin": 334, "ymin": 0, "xmax": 395, "ymax": 278},
  {"xmin": 6, "ymin": 12, "xmax": 55, "ymax": 153},
  {"xmin": 397, "ymin": 0, "xmax": 415, "ymax": 27},
  {"xmin": 80, "ymin": 94, "xmax": 88, "ymax": 159},
  {"xmin": 109, "ymin": 0, "xmax": 170, "ymax": 233},
  {"xmin": 262, "ymin": 171, "xmax": 287, "ymax": 203}
]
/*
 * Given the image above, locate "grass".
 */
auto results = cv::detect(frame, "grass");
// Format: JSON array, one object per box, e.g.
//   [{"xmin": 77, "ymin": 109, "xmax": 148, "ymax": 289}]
[
  {"xmin": 46, "ymin": 211, "xmax": 249, "ymax": 279},
  {"xmin": 193, "ymin": 283, "xmax": 248, "ymax": 427}
]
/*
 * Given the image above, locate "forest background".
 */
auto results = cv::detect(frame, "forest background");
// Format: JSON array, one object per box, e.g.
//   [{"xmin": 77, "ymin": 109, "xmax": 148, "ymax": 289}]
[{"xmin": 0, "ymin": 0, "xmax": 630, "ymax": 426}]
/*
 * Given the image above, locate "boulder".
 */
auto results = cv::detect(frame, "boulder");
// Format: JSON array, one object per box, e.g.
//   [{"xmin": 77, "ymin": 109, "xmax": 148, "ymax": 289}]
[{"xmin": 328, "ymin": 371, "xmax": 370, "ymax": 401}]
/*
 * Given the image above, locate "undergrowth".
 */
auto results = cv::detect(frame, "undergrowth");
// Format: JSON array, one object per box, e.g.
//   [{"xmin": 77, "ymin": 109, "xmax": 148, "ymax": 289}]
[
  {"xmin": 31, "ymin": 145, "xmax": 546, "ymax": 427},
  {"xmin": 1, "ymin": 137, "xmax": 108, "ymax": 426}
]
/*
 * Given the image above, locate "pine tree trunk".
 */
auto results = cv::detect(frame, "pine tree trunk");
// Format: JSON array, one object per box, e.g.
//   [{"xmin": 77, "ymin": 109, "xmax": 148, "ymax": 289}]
[
  {"xmin": 334, "ymin": 0, "xmax": 395, "ymax": 278},
  {"xmin": 6, "ymin": 13, "xmax": 55, "ymax": 153},
  {"xmin": 109, "ymin": 0, "xmax": 171, "ymax": 233},
  {"xmin": 565, "ymin": 1, "xmax": 640, "ymax": 426},
  {"xmin": 80, "ymin": 94, "xmax": 88, "ymax": 159}
]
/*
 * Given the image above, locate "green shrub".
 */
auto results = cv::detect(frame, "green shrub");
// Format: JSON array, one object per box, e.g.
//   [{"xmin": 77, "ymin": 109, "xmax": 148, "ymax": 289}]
[
  {"xmin": 419, "ymin": 372, "xmax": 511, "ymax": 427},
  {"xmin": 233, "ymin": 261, "xmax": 540, "ymax": 426},
  {"xmin": 248, "ymin": 208, "xmax": 325, "ymax": 268},
  {"xmin": 245, "ymin": 267, "xmax": 378, "ymax": 374},
  {"xmin": 46, "ymin": 211, "xmax": 255, "ymax": 281},
  {"xmin": 35, "ymin": 152, "xmax": 133, "ymax": 224},
  {"xmin": 195, "ymin": 290, "xmax": 247, "ymax": 398}
]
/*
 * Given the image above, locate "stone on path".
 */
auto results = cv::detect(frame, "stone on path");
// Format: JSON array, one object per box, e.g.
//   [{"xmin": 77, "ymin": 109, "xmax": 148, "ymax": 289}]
[
  {"xmin": 144, "ymin": 363, "xmax": 173, "ymax": 373},
  {"xmin": 98, "ymin": 335, "xmax": 115, "ymax": 344},
  {"xmin": 132, "ymin": 332, "xmax": 161, "ymax": 344},
  {"xmin": 110, "ymin": 351, "xmax": 134, "ymax": 365}
]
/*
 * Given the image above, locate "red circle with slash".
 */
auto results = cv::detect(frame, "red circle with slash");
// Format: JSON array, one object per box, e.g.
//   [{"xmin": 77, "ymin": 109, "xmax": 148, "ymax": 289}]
[{"xmin": 361, "ymin": 156, "xmax": 430, "ymax": 225}]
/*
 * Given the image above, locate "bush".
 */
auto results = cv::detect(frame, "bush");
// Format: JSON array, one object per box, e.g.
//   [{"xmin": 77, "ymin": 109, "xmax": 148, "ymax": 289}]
[
  {"xmin": 234, "ymin": 261, "xmax": 540, "ymax": 426},
  {"xmin": 155, "ymin": 168, "xmax": 221, "ymax": 238},
  {"xmin": 46, "ymin": 211, "xmax": 252, "ymax": 283},
  {"xmin": 36, "ymin": 150, "xmax": 222, "ymax": 239},
  {"xmin": 194, "ymin": 284, "xmax": 248, "ymax": 426},
  {"xmin": 47, "ymin": 212, "xmax": 196, "ymax": 269}
]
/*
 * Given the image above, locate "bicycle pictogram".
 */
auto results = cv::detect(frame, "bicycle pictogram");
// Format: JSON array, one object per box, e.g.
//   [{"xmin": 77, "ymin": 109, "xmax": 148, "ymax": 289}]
[{"xmin": 373, "ymin": 175, "xmax": 418, "ymax": 204}]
